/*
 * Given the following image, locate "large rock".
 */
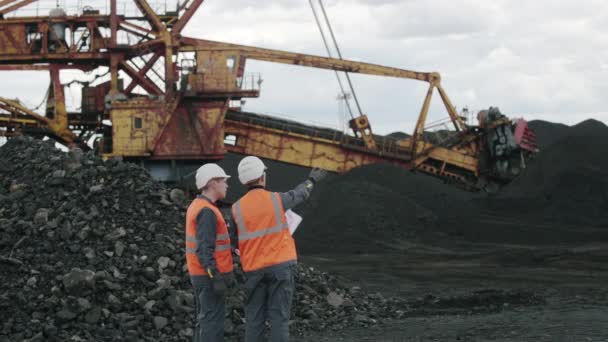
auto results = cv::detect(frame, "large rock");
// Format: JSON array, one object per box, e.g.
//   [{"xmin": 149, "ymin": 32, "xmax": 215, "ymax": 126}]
[
  {"xmin": 326, "ymin": 292, "xmax": 345, "ymax": 308},
  {"xmin": 62, "ymin": 268, "xmax": 96, "ymax": 293},
  {"xmin": 169, "ymin": 188, "xmax": 186, "ymax": 206},
  {"xmin": 33, "ymin": 208, "xmax": 49, "ymax": 225},
  {"xmin": 153, "ymin": 316, "xmax": 168, "ymax": 330}
]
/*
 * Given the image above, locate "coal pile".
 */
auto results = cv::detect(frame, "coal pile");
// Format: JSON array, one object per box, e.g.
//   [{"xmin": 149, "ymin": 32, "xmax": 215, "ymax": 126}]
[
  {"xmin": 0, "ymin": 137, "xmax": 406, "ymax": 341},
  {"xmin": 527, "ymin": 120, "xmax": 571, "ymax": 149},
  {"xmin": 0, "ymin": 136, "xmax": 494, "ymax": 342},
  {"xmin": 294, "ymin": 163, "xmax": 477, "ymax": 254},
  {"xmin": 0, "ymin": 136, "xmax": 193, "ymax": 341},
  {"xmin": 495, "ymin": 119, "xmax": 608, "ymax": 225}
]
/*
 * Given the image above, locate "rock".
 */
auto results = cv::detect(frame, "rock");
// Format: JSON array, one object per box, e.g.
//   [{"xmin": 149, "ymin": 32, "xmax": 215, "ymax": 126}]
[
  {"xmin": 114, "ymin": 241, "xmax": 126, "ymax": 257},
  {"xmin": 156, "ymin": 277, "xmax": 172, "ymax": 288},
  {"xmin": 326, "ymin": 292, "xmax": 345, "ymax": 308},
  {"xmin": 169, "ymin": 188, "xmax": 186, "ymax": 205},
  {"xmin": 60, "ymin": 224, "xmax": 74, "ymax": 240},
  {"xmin": 343, "ymin": 298, "xmax": 355, "ymax": 308},
  {"xmin": 9, "ymin": 182, "xmax": 27, "ymax": 193},
  {"xmin": 105, "ymin": 227, "xmax": 126, "ymax": 241},
  {"xmin": 102, "ymin": 308, "xmax": 111, "ymax": 318},
  {"xmin": 52, "ymin": 170, "xmax": 66, "ymax": 178},
  {"xmin": 148, "ymin": 222, "xmax": 160, "ymax": 232},
  {"xmin": 354, "ymin": 314, "xmax": 374, "ymax": 324},
  {"xmin": 153, "ymin": 316, "xmax": 168, "ymax": 330},
  {"xmin": 94, "ymin": 270, "xmax": 110, "ymax": 281},
  {"xmin": 82, "ymin": 247, "xmax": 96, "ymax": 260},
  {"xmin": 49, "ymin": 170, "xmax": 67, "ymax": 185},
  {"xmin": 89, "ymin": 185, "xmax": 104, "ymax": 193},
  {"xmin": 109, "ymin": 294, "xmax": 121, "ymax": 304},
  {"xmin": 179, "ymin": 328, "xmax": 193, "ymax": 338},
  {"xmin": 157, "ymin": 256, "xmax": 171, "ymax": 270},
  {"xmin": 148, "ymin": 286, "xmax": 168, "ymax": 300},
  {"xmin": 33, "ymin": 209, "xmax": 49, "ymax": 225},
  {"xmin": 102, "ymin": 280, "xmax": 122, "ymax": 291},
  {"xmin": 84, "ymin": 307, "xmax": 101, "ymax": 324},
  {"xmin": 62, "ymin": 269, "xmax": 96, "ymax": 293},
  {"xmin": 47, "ymin": 219, "xmax": 59, "ymax": 229},
  {"xmin": 89, "ymin": 205, "xmax": 100, "ymax": 218},
  {"xmin": 68, "ymin": 147, "xmax": 84, "ymax": 161},
  {"xmin": 143, "ymin": 267, "xmax": 156, "ymax": 281},
  {"xmin": 26, "ymin": 276, "xmax": 37, "ymax": 287},
  {"xmin": 57, "ymin": 309, "xmax": 78, "ymax": 321},
  {"xmin": 29, "ymin": 332, "xmax": 44, "ymax": 342},
  {"xmin": 143, "ymin": 300, "xmax": 156, "ymax": 311},
  {"xmin": 76, "ymin": 298, "xmax": 92, "ymax": 312}
]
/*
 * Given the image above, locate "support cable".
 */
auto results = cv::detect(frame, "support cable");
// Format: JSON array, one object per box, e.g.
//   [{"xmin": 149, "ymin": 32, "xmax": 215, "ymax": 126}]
[
  {"xmin": 308, "ymin": 0, "xmax": 354, "ymax": 120},
  {"xmin": 317, "ymin": 0, "xmax": 364, "ymax": 117}
]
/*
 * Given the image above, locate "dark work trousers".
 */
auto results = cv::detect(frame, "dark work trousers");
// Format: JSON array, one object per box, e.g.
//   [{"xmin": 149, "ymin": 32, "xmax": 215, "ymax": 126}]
[
  {"xmin": 244, "ymin": 264, "xmax": 296, "ymax": 342},
  {"xmin": 193, "ymin": 278, "xmax": 226, "ymax": 342}
]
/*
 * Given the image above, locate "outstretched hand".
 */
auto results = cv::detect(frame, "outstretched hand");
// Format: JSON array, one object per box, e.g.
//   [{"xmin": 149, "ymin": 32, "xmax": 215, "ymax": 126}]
[{"xmin": 308, "ymin": 168, "xmax": 328, "ymax": 183}]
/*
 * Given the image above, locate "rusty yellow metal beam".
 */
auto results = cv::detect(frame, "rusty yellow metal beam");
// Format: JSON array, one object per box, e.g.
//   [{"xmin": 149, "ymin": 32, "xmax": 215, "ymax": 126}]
[
  {"xmin": 119, "ymin": 61, "xmax": 164, "ymax": 95},
  {"xmin": 436, "ymin": 83, "xmax": 466, "ymax": 132},
  {"xmin": 0, "ymin": 0, "xmax": 36, "ymax": 16},
  {"xmin": 0, "ymin": 115, "xmax": 39, "ymax": 126},
  {"xmin": 124, "ymin": 53, "xmax": 162, "ymax": 93},
  {"xmin": 179, "ymin": 37, "xmax": 436, "ymax": 82},
  {"xmin": 0, "ymin": 64, "xmax": 95, "ymax": 71},
  {"xmin": 172, "ymin": 0, "xmax": 205, "ymax": 33},
  {"xmin": 0, "ymin": 0, "xmax": 19, "ymax": 8},
  {"xmin": 119, "ymin": 19, "xmax": 160, "ymax": 39},
  {"xmin": 224, "ymin": 118, "xmax": 410, "ymax": 173},
  {"xmin": 0, "ymin": 97, "xmax": 51, "ymax": 125},
  {"xmin": 133, "ymin": 0, "xmax": 165, "ymax": 33},
  {"xmin": 0, "ymin": 96, "xmax": 78, "ymax": 145},
  {"xmin": 412, "ymin": 83, "xmax": 435, "ymax": 151}
]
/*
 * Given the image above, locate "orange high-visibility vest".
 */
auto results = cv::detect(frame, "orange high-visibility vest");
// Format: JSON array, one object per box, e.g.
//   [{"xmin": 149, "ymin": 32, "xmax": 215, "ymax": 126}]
[
  {"xmin": 232, "ymin": 189, "xmax": 297, "ymax": 272},
  {"xmin": 185, "ymin": 198, "xmax": 233, "ymax": 276}
]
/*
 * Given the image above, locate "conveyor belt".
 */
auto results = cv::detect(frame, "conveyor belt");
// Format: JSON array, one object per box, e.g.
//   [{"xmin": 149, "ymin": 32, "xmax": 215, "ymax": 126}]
[{"xmin": 225, "ymin": 109, "xmax": 412, "ymax": 158}]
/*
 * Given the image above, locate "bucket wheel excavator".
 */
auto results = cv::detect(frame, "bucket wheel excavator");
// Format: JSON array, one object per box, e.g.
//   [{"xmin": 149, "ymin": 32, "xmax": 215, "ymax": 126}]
[{"xmin": 0, "ymin": 0, "xmax": 537, "ymax": 190}]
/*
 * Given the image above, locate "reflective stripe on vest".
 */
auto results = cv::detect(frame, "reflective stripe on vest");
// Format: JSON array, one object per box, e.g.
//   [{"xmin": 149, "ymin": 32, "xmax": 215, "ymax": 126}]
[
  {"xmin": 185, "ymin": 244, "xmax": 231, "ymax": 254},
  {"xmin": 233, "ymin": 192, "xmax": 289, "ymax": 241},
  {"xmin": 186, "ymin": 234, "xmax": 230, "ymax": 243}
]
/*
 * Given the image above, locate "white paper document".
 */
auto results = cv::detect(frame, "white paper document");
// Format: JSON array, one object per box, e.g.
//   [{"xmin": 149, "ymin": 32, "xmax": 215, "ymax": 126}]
[{"xmin": 285, "ymin": 210, "xmax": 302, "ymax": 235}]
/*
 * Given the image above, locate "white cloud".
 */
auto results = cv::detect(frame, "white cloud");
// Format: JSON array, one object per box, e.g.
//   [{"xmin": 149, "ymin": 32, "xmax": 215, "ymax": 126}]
[
  {"xmin": 1, "ymin": 0, "xmax": 606, "ymax": 134},
  {"xmin": 182, "ymin": 0, "xmax": 608, "ymax": 131}
]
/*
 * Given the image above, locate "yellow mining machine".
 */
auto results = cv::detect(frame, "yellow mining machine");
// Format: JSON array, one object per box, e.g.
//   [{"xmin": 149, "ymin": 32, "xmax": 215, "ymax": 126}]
[{"xmin": 0, "ymin": 0, "xmax": 537, "ymax": 190}]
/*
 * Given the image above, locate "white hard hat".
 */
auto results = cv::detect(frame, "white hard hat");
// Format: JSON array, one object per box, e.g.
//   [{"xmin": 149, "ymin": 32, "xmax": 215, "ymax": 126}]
[
  {"xmin": 195, "ymin": 163, "xmax": 230, "ymax": 190},
  {"xmin": 238, "ymin": 156, "xmax": 267, "ymax": 185}
]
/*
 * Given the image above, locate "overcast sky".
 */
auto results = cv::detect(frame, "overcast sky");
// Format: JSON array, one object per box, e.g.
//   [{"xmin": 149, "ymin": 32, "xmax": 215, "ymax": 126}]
[
  {"xmin": 2, "ymin": 0, "xmax": 607, "ymax": 134},
  {"xmin": 184, "ymin": 0, "xmax": 608, "ymax": 133}
]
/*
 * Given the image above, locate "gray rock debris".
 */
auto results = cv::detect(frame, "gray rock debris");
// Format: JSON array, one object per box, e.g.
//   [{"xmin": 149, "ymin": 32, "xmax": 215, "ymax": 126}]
[{"xmin": 62, "ymin": 268, "xmax": 96, "ymax": 293}]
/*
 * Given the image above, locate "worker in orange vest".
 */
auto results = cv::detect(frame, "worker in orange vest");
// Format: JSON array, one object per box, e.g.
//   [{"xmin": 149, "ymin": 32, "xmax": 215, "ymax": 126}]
[
  {"xmin": 232, "ymin": 156, "xmax": 327, "ymax": 342},
  {"xmin": 185, "ymin": 163, "xmax": 234, "ymax": 342}
]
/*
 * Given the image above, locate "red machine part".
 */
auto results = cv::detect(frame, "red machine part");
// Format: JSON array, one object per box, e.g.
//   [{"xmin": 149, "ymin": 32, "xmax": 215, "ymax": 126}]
[{"xmin": 514, "ymin": 119, "xmax": 538, "ymax": 152}]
